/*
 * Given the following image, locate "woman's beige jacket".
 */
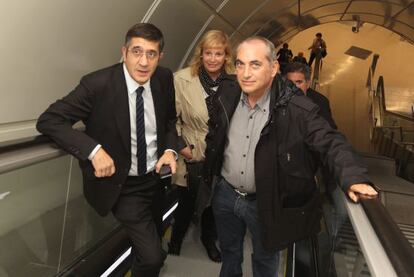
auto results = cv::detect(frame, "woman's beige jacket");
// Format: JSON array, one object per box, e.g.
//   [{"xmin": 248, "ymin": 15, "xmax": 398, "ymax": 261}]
[{"xmin": 172, "ymin": 67, "xmax": 209, "ymax": 187}]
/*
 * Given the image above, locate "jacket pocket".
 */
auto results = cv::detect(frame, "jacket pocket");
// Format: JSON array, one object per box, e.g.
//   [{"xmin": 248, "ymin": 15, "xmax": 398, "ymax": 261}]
[
  {"xmin": 278, "ymin": 142, "xmax": 313, "ymax": 179},
  {"xmin": 278, "ymin": 146, "xmax": 316, "ymax": 207},
  {"xmin": 277, "ymin": 190, "xmax": 322, "ymax": 244}
]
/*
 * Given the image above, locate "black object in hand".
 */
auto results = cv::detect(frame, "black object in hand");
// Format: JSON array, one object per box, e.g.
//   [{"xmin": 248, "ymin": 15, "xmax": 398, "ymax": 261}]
[{"xmin": 159, "ymin": 165, "xmax": 172, "ymax": 179}]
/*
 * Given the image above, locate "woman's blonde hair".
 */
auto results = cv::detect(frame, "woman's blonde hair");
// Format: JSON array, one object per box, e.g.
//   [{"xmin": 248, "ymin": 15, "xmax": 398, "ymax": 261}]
[{"xmin": 189, "ymin": 30, "xmax": 234, "ymax": 76}]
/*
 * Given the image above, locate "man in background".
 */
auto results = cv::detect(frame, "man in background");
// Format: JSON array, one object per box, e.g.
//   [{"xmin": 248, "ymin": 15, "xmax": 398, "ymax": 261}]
[{"xmin": 285, "ymin": 62, "xmax": 336, "ymax": 129}]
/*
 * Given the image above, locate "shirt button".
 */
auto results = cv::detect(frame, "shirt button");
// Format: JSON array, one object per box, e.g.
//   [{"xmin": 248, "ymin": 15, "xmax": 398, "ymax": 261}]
[
  {"xmin": 241, "ymin": 171, "xmax": 244, "ymax": 174},
  {"xmin": 243, "ymin": 154, "xmax": 246, "ymax": 157},
  {"xmin": 249, "ymin": 116, "xmax": 253, "ymax": 119},
  {"xmin": 246, "ymin": 135, "xmax": 249, "ymax": 139}
]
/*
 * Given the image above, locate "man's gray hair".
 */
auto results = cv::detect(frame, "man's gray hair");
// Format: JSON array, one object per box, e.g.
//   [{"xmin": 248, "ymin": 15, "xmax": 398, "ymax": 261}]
[{"xmin": 236, "ymin": 36, "xmax": 277, "ymax": 62}]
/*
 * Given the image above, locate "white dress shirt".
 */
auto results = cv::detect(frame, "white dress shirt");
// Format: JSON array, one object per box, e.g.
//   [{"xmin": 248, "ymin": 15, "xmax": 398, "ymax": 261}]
[
  {"xmin": 123, "ymin": 64, "xmax": 158, "ymax": 176},
  {"xmin": 88, "ymin": 63, "xmax": 176, "ymax": 175}
]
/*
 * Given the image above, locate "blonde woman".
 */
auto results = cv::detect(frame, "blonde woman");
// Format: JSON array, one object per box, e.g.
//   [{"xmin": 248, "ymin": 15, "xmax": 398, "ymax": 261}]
[{"xmin": 169, "ymin": 30, "xmax": 233, "ymax": 262}]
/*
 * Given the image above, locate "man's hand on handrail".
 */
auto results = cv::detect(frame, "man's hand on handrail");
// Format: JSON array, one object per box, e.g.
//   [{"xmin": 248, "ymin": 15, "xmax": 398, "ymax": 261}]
[{"xmin": 348, "ymin": 183, "xmax": 378, "ymax": 203}]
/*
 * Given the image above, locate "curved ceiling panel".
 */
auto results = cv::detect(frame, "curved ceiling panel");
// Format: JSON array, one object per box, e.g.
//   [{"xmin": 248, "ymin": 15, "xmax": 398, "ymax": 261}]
[
  {"xmin": 391, "ymin": 21, "xmax": 414, "ymax": 41},
  {"xmin": 219, "ymin": 0, "xmax": 267, "ymax": 28},
  {"xmin": 230, "ymin": 0, "xmax": 414, "ymax": 45},
  {"xmin": 394, "ymin": 5, "xmax": 414, "ymax": 26},
  {"xmin": 234, "ymin": 0, "xmax": 296, "ymax": 36},
  {"xmin": 341, "ymin": 12, "xmax": 394, "ymax": 26},
  {"xmin": 347, "ymin": 1, "xmax": 402, "ymax": 17},
  {"xmin": 302, "ymin": 3, "xmax": 349, "ymax": 17},
  {"xmin": 204, "ymin": 0, "xmax": 228, "ymax": 10},
  {"xmin": 310, "ymin": 14, "xmax": 343, "ymax": 25},
  {"xmin": 180, "ymin": 15, "xmax": 236, "ymax": 68},
  {"xmin": 300, "ymin": 0, "xmax": 349, "ymax": 12},
  {"xmin": 149, "ymin": 0, "xmax": 212, "ymax": 69}
]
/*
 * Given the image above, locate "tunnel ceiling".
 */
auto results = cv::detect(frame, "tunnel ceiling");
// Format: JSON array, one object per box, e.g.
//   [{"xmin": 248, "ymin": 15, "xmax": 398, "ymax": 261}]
[{"xmin": 204, "ymin": 0, "xmax": 414, "ymax": 45}]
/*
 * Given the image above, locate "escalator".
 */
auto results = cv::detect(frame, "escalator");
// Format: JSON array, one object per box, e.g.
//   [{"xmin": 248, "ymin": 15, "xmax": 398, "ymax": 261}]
[{"xmin": 1, "ymin": 138, "xmax": 414, "ymax": 277}]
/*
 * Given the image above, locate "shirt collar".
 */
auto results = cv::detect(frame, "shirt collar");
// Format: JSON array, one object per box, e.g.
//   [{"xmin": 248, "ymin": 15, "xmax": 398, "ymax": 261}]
[
  {"xmin": 240, "ymin": 89, "xmax": 270, "ymax": 111},
  {"xmin": 123, "ymin": 63, "xmax": 151, "ymax": 95}
]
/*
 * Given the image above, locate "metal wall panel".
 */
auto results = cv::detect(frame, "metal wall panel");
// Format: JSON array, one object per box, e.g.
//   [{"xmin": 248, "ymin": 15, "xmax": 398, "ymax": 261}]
[
  {"xmin": 389, "ymin": 21, "xmax": 414, "ymax": 42},
  {"xmin": 272, "ymin": 28, "xmax": 300, "ymax": 46},
  {"xmin": 341, "ymin": 13, "xmax": 392, "ymax": 26},
  {"xmin": 203, "ymin": 0, "xmax": 228, "ymax": 10},
  {"xmin": 178, "ymin": 16, "xmax": 236, "ymax": 69},
  {"xmin": 300, "ymin": 0, "xmax": 348, "ymax": 13},
  {"xmin": 0, "ymin": 0, "xmax": 154, "ymax": 140},
  {"xmin": 393, "ymin": 5, "xmax": 414, "ymax": 29},
  {"xmin": 229, "ymin": 32, "xmax": 246, "ymax": 51},
  {"xmin": 315, "ymin": 14, "xmax": 344, "ymax": 24},
  {"xmin": 255, "ymin": 5, "xmax": 299, "ymax": 38},
  {"xmin": 149, "ymin": 0, "xmax": 212, "ymax": 71},
  {"xmin": 218, "ymin": 0, "xmax": 266, "ymax": 28},
  {"xmin": 347, "ymin": 1, "xmax": 402, "ymax": 17},
  {"xmin": 302, "ymin": 2, "xmax": 350, "ymax": 17},
  {"xmin": 237, "ymin": 0, "xmax": 296, "ymax": 36}
]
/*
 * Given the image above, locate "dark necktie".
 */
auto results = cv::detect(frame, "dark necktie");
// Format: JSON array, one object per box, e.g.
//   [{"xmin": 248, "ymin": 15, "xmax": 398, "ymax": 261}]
[{"xmin": 136, "ymin": 86, "xmax": 147, "ymax": 175}]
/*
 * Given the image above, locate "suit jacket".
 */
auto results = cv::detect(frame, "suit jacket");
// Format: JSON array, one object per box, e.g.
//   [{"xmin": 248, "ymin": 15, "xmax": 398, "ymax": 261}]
[{"xmin": 37, "ymin": 63, "xmax": 178, "ymax": 216}]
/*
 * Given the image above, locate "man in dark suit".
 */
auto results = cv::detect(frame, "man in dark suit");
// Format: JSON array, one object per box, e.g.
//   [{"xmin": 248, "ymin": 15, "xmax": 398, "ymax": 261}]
[
  {"xmin": 37, "ymin": 23, "xmax": 178, "ymax": 277},
  {"xmin": 285, "ymin": 62, "xmax": 336, "ymax": 129}
]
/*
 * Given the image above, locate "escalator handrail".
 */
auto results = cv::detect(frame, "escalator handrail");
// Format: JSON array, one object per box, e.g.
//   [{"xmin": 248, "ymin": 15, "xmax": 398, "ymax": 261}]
[
  {"xmin": 361, "ymin": 197, "xmax": 414, "ymax": 277},
  {"xmin": 0, "ymin": 136, "xmax": 66, "ymax": 174},
  {"xmin": 341, "ymin": 191, "xmax": 398, "ymax": 277},
  {"xmin": 377, "ymin": 76, "xmax": 414, "ymax": 122}
]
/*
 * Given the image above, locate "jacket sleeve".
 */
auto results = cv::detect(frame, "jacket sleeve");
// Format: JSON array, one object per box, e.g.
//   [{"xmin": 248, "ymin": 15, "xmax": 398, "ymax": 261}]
[
  {"xmin": 202, "ymin": 106, "xmax": 216, "ymax": 182},
  {"xmin": 300, "ymin": 102, "xmax": 371, "ymax": 193},
  {"xmin": 322, "ymin": 97, "xmax": 337, "ymax": 130},
  {"xmin": 308, "ymin": 91, "xmax": 337, "ymax": 129},
  {"xmin": 163, "ymin": 68, "xmax": 180, "ymax": 152},
  {"xmin": 36, "ymin": 78, "xmax": 98, "ymax": 161},
  {"xmin": 173, "ymin": 74, "xmax": 189, "ymax": 151}
]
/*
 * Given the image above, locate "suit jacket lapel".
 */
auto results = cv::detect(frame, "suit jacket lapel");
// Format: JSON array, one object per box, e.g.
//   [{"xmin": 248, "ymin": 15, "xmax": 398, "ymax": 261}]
[{"xmin": 113, "ymin": 64, "xmax": 131, "ymax": 154}]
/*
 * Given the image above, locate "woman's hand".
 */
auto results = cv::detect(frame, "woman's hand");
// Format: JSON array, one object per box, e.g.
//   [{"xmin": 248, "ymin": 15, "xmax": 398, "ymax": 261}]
[{"xmin": 180, "ymin": 146, "xmax": 193, "ymax": 160}]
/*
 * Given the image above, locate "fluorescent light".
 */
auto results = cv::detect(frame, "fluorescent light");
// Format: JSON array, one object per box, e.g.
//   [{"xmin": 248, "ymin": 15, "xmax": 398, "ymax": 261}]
[
  {"xmin": 100, "ymin": 201, "xmax": 179, "ymax": 276},
  {"xmin": 163, "ymin": 202, "xmax": 178, "ymax": 221},
  {"xmin": 100, "ymin": 247, "xmax": 131, "ymax": 277}
]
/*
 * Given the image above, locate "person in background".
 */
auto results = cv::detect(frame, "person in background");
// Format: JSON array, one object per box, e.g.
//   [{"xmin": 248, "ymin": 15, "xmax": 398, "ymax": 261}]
[
  {"xmin": 202, "ymin": 36, "xmax": 377, "ymax": 277},
  {"xmin": 292, "ymin": 51, "xmax": 308, "ymax": 65},
  {"xmin": 308, "ymin": 32, "xmax": 327, "ymax": 67},
  {"xmin": 285, "ymin": 62, "xmax": 336, "ymax": 129},
  {"xmin": 169, "ymin": 30, "xmax": 234, "ymax": 263},
  {"xmin": 37, "ymin": 23, "xmax": 178, "ymax": 277},
  {"xmin": 276, "ymin": 42, "xmax": 293, "ymax": 74}
]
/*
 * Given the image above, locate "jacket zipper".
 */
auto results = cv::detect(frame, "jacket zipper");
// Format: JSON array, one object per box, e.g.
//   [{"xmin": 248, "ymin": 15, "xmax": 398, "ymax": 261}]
[{"xmin": 218, "ymin": 96, "xmax": 230, "ymax": 127}]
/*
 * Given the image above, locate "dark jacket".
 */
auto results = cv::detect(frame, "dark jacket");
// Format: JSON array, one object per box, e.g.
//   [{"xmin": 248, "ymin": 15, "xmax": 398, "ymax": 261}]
[
  {"xmin": 203, "ymin": 75, "xmax": 370, "ymax": 251},
  {"xmin": 306, "ymin": 88, "xmax": 337, "ymax": 129},
  {"xmin": 292, "ymin": 56, "xmax": 307, "ymax": 65},
  {"xmin": 37, "ymin": 63, "xmax": 178, "ymax": 216}
]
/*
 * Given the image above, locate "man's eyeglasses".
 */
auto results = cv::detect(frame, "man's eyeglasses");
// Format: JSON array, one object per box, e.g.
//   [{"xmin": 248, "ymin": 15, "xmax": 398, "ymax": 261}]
[{"xmin": 128, "ymin": 47, "xmax": 159, "ymax": 60}]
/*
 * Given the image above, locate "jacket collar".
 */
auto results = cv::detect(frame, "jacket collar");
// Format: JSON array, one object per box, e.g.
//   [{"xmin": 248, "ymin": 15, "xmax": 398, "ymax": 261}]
[{"xmin": 270, "ymin": 74, "xmax": 304, "ymax": 111}]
